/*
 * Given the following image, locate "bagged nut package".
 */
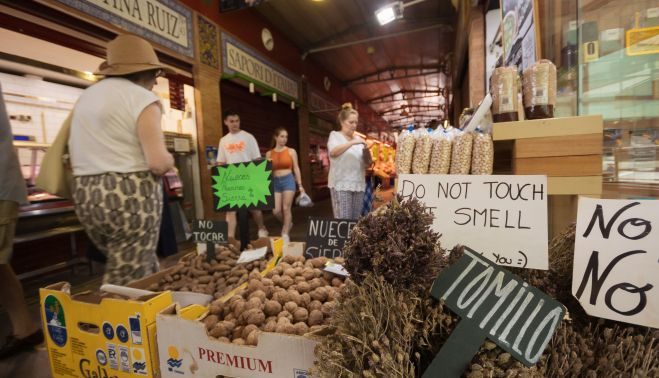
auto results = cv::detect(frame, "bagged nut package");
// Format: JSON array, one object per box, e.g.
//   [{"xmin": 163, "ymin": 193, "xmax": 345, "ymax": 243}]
[
  {"xmin": 471, "ymin": 130, "xmax": 494, "ymax": 175},
  {"xmin": 449, "ymin": 130, "xmax": 474, "ymax": 174},
  {"xmin": 428, "ymin": 128, "xmax": 452, "ymax": 174},
  {"xmin": 491, "ymin": 66, "xmax": 520, "ymax": 122},
  {"xmin": 396, "ymin": 127, "xmax": 415, "ymax": 174},
  {"xmin": 411, "ymin": 127, "xmax": 433, "ymax": 174},
  {"xmin": 522, "ymin": 59, "xmax": 557, "ymax": 119}
]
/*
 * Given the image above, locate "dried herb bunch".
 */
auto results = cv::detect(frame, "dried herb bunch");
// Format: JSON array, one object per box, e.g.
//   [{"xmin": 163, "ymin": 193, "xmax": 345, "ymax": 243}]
[
  {"xmin": 466, "ymin": 323, "xmax": 658, "ymax": 378},
  {"xmin": 463, "ymin": 224, "xmax": 658, "ymax": 377},
  {"xmin": 343, "ymin": 195, "xmax": 446, "ymax": 292},
  {"xmin": 312, "ymin": 273, "xmax": 451, "ymax": 378}
]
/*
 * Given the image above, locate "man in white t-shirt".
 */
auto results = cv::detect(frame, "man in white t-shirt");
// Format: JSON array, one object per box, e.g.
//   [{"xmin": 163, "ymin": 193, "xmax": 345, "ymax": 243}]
[{"xmin": 216, "ymin": 110, "xmax": 269, "ymax": 241}]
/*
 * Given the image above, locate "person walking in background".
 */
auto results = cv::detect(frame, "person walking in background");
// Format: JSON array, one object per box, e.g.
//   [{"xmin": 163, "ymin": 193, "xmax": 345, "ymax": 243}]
[
  {"xmin": 266, "ymin": 128, "xmax": 304, "ymax": 244},
  {"xmin": 69, "ymin": 34, "xmax": 174, "ymax": 285},
  {"xmin": 327, "ymin": 103, "xmax": 368, "ymax": 219},
  {"xmin": 0, "ymin": 83, "xmax": 44, "ymax": 358},
  {"xmin": 217, "ymin": 109, "xmax": 269, "ymax": 241}
]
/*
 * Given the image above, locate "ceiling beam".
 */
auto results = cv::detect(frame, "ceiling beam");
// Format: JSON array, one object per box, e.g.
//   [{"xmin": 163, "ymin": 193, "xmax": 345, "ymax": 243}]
[
  {"xmin": 379, "ymin": 104, "xmax": 444, "ymax": 116},
  {"xmin": 302, "ymin": 23, "xmax": 451, "ymax": 59},
  {"xmin": 367, "ymin": 89, "xmax": 441, "ymax": 103},
  {"xmin": 344, "ymin": 64, "xmax": 447, "ymax": 86}
]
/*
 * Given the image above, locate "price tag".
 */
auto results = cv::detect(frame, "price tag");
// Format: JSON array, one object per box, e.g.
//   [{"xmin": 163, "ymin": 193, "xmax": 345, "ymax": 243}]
[{"xmin": 237, "ymin": 246, "xmax": 267, "ymax": 264}]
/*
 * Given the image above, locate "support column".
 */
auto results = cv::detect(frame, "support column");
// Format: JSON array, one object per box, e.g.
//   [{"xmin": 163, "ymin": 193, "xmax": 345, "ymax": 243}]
[
  {"xmin": 468, "ymin": 5, "xmax": 485, "ymax": 107},
  {"xmin": 193, "ymin": 65, "xmax": 223, "ymax": 220},
  {"xmin": 297, "ymin": 81, "xmax": 313, "ymax": 195}
]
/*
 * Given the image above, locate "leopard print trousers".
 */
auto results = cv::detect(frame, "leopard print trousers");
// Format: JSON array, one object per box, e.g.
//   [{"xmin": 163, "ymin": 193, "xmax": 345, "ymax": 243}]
[{"xmin": 73, "ymin": 172, "xmax": 162, "ymax": 285}]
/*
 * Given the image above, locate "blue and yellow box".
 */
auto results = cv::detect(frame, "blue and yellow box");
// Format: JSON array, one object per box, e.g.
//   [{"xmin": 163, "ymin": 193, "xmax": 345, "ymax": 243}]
[{"xmin": 40, "ymin": 282, "xmax": 173, "ymax": 377}]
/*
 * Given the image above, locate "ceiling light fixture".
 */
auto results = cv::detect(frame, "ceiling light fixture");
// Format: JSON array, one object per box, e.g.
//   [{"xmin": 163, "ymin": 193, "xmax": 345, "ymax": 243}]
[{"xmin": 375, "ymin": 0, "xmax": 427, "ymax": 26}]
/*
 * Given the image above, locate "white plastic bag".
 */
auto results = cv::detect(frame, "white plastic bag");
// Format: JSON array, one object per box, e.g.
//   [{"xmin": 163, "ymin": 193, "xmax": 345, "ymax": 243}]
[{"xmin": 295, "ymin": 192, "xmax": 314, "ymax": 207}]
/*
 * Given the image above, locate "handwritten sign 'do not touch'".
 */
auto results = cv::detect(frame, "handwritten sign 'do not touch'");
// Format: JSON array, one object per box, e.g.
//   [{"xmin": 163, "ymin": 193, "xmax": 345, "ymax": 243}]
[
  {"xmin": 573, "ymin": 197, "xmax": 658, "ymax": 329},
  {"xmin": 192, "ymin": 220, "xmax": 228, "ymax": 244},
  {"xmin": 397, "ymin": 174, "xmax": 548, "ymax": 270},
  {"xmin": 211, "ymin": 159, "xmax": 274, "ymax": 211},
  {"xmin": 305, "ymin": 217, "xmax": 357, "ymax": 259},
  {"xmin": 422, "ymin": 247, "xmax": 564, "ymax": 378}
]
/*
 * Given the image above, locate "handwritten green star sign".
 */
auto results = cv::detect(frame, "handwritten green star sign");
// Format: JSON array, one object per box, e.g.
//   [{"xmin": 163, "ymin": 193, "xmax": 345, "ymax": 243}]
[{"xmin": 211, "ymin": 160, "xmax": 274, "ymax": 210}]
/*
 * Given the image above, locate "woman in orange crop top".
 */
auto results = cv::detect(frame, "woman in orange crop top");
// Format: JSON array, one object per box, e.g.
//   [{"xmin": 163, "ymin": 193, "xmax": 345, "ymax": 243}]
[{"xmin": 266, "ymin": 128, "xmax": 304, "ymax": 244}]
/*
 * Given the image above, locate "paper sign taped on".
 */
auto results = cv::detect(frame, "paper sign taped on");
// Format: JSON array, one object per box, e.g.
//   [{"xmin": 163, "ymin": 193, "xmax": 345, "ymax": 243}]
[
  {"xmin": 573, "ymin": 197, "xmax": 658, "ymax": 329},
  {"xmin": 397, "ymin": 174, "xmax": 548, "ymax": 270},
  {"xmin": 237, "ymin": 247, "xmax": 268, "ymax": 264}
]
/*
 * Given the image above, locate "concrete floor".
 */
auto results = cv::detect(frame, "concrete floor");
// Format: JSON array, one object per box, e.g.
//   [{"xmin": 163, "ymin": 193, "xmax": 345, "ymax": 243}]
[{"xmin": 0, "ymin": 197, "xmax": 336, "ymax": 378}]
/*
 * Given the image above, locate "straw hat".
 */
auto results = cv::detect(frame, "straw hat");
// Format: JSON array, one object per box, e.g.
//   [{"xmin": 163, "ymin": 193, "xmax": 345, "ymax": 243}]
[{"xmin": 94, "ymin": 34, "xmax": 175, "ymax": 76}]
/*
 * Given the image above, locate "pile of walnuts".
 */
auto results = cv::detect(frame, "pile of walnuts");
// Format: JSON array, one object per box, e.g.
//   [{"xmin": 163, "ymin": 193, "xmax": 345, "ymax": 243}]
[{"xmin": 201, "ymin": 255, "xmax": 347, "ymax": 346}]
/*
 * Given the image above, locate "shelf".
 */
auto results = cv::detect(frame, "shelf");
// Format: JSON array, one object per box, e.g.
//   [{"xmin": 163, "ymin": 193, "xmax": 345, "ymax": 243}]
[
  {"xmin": 13, "ymin": 141, "xmax": 51, "ymax": 149},
  {"xmin": 492, "ymin": 115, "xmax": 603, "ymax": 141}
]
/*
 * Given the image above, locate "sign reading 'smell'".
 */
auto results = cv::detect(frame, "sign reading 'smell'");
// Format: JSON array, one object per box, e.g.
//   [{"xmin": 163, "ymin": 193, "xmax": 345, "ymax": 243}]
[
  {"xmin": 398, "ymin": 174, "xmax": 548, "ymax": 270},
  {"xmin": 573, "ymin": 197, "xmax": 658, "ymax": 329}
]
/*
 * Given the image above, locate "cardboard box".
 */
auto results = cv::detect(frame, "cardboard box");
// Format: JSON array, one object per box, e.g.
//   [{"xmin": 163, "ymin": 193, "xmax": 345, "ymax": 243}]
[
  {"xmin": 156, "ymin": 304, "xmax": 317, "ymax": 378},
  {"xmin": 40, "ymin": 282, "xmax": 173, "ymax": 378}
]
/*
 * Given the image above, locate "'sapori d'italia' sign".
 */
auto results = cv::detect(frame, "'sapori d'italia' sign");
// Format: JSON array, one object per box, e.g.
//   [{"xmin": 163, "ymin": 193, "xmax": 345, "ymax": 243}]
[
  {"xmin": 573, "ymin": 197, "xmax": 659, "ymax": 329},
  {"xmin": 222, "ymin": 33, "xmax": 299, "ymax": 100},
  {"xmin": 397, "ymin": 174, "xmax": 548, "ymax": 270},
  {"xmin": 422, "ymin": 247, "xmax": 564, "ymax": 377},
  {"xmin": 54, "ymin": 0, "xmax": 193, "ymax": 57}
]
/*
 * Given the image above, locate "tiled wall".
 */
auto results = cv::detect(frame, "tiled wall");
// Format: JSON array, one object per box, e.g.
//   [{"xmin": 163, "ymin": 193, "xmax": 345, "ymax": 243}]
[
  {"xmin": 1, "ymin": 72, "xmax": 82, "ymax": 177},
  {"xmin": 2, "ymin": 72, "xmax": 198, "ymax": 178}
]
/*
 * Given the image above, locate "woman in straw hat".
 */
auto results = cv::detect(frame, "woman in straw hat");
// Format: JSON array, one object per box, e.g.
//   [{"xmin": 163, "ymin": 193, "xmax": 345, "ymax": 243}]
[{"xmin": 69, "ymin": 34, "xmax": 174, "ymax": 285}]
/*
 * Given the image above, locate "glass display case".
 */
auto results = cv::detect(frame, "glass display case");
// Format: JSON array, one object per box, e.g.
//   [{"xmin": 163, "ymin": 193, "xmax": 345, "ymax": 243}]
[{"xmin": 538, "ymin": 0, "xmax": 658, "ymax": 195}]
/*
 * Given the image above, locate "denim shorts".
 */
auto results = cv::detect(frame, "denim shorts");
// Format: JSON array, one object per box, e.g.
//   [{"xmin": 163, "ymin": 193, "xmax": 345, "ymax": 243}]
[{"xmin": 273, "ymin": 173, "xmax": 296, "ymax": 193}]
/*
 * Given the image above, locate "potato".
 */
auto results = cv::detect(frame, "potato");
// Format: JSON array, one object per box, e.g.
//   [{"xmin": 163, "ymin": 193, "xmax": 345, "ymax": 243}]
[
  {"xmin": 217, "ymin": 336, "xmax": 231, "ymax": 343},
  {"xmin": 309, "ymin": 325, "xmax": 325, "ymax": 333},
  {"xmin": 292, "ymin": 308, "xmax": 309, "ymax": 323},
  {"xmin": 271, "ymin": 275, "xmax": 282, "ymax": 286},
  {"xmin": 294, "ymin": 276, "xmax": 306, "ymax": 284},
  {"xmin": 293, "ymin": 322, "xmax": 309, "ymax": 336},
  {"xmin": 246, "ymin": 329, "xmax": 260, "ymax": 346},
  {"xmin": 248, "ymin": 270, "xmax": 261, "ymax": 281},
  {"xmin": 232, "ymin": 338, "xmax": 246, "ymax": 345},
  {"xmin": 308, "ymin": 310, "xmax": 324, "ymax": 326},
  {"xmin": 296, "ymin": 281, "xmax": 311, "ymax": 294},
  {"xmin": 261, "ymin": 278, "xmax": 274, "ymax": 287},
  {"xmin": 308, "ymin": 300, "xmax": 323, "ymax": 312},
  {"xmin": 220, "ymin": 320, "xmax": 235, "ymax": 332},
  {"xmin": 198, "ymin": 276, "xmax": 212, "ymax": 284},
  {"xmin": 264, "ymin": 300, "xmax": 282, "ymax": 316},
  {"xmin": 284, "ymin": 301, "xmax": 298, "ymax": 313},
  {"xmin": 331, "ymin": 277, "xmax": 343, "ymax": 287},
  {"xmin": 232, "ymin": 301, "xmax": 247, "ymax": 318},
  {"xmin": 203, "ymin": 315, "xmax": 219, "ymax": 331},
  {"xmin": 248, "ymin": 290, "xmax": 267, "ymax": 303},
  {"xmin": 310, "ymin": 287, "xmax": 328, "ymax": 302}
]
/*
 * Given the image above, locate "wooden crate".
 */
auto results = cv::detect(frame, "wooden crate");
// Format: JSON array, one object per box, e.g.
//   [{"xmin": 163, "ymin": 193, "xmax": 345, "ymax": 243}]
[{"xmin": 492, "ymin": 115, "xmax": 603, "ymax": 196}]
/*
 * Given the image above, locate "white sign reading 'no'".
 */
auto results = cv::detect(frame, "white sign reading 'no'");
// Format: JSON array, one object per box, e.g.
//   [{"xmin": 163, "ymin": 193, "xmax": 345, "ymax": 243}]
[
  {"xmin": 397, "ymin": 174, "xmax": 548, "ymax": 270},
  {"xmin": 573, "ymin": 197, "xmax": 658, "ymax": 329}
]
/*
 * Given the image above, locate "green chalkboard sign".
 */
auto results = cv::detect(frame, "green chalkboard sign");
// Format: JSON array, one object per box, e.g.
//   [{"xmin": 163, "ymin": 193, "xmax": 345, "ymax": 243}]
[
  {"xmin": 211, "ymin": 159, "xmax": 274, "ymax": 211},
  {"xmin": 422, "ymin": 247, "xmax": 564, "ymax": 378}
]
